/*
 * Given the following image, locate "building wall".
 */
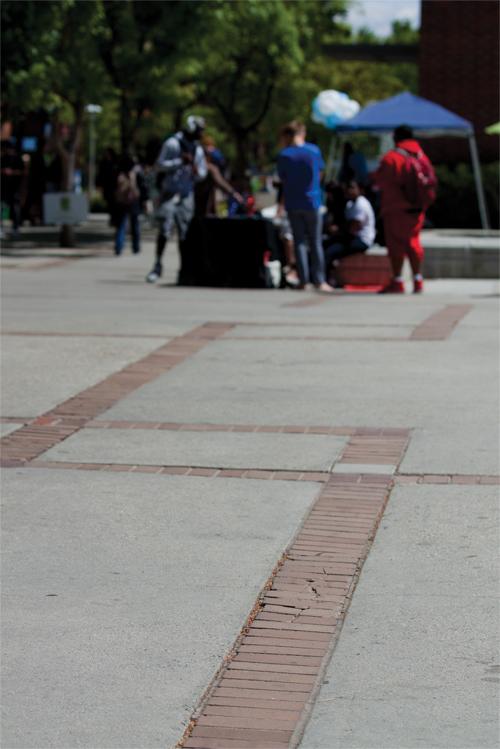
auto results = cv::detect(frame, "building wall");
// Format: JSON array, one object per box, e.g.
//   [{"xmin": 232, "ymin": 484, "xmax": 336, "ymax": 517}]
[{"xmin": 419, "ymin": 0, "xmax": 499, "ymax": 163}]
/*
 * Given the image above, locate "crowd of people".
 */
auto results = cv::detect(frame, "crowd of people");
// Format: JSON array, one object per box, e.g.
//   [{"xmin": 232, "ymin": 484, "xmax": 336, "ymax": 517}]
[
  {"xmin": 275, "ymin": 120, "xmax": 436, "ymax": 294},
  {"xmin": 1, "ymin": 114, "xmax": 436, "ymax": 294},
  {"xmin": 139, "ymin": 115, "xmax": 434, "ymax": 294}
]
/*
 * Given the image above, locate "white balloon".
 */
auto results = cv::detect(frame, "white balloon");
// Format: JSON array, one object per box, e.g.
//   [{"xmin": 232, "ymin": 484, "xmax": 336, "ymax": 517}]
[{"xmin": 312, "ymin": 90, "xmax": 360, "ymax": 128}]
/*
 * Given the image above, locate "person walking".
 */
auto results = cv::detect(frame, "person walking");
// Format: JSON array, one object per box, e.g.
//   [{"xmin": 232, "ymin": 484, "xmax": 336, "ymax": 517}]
[
  {"xmin": 113, "ymin": 155, "xmax": 145, "ymax": 256},
  {"xmin": 373, "ymin": 125, "xmax": 436, "ymax": 294},
  {"xmin": 277, "ymin": 121, "xmax": 333, "ymax": 292},
  {"xmin": 146, "ymin": 116, "xmax": 207, "ymax": 283}
]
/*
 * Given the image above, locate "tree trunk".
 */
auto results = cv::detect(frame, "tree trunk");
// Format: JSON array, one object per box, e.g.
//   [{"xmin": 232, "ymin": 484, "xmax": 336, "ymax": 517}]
[
  {"xmin": 58, "ymin": 149, "xmax": 76, "ymax": 247},
  {"xmin": 234, "ymin": 132, "xmax": 250, "ymax": 178},
  {"xmin": 57, "ymin": 113, "xmax": 83, "ymax": 248},
  {"xmin": 59, "ymin": 223, "xmax": 76, "ymax": 247},
  {"xmin": 120, "ymin": 94, "xmax": 132, "ymax": 154}
]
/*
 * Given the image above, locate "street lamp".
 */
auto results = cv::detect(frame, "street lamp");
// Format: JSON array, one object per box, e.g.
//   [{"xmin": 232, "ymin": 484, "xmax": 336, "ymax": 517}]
[{"xmin": 85, "ymin": 104, "xmax": 102, "ymax": 197}]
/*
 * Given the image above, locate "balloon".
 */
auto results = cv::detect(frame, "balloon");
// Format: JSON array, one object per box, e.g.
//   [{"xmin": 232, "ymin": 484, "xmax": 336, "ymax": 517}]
[{"xmin": 311, "ymin": 90, "xmax": 360, "ymax": 129}]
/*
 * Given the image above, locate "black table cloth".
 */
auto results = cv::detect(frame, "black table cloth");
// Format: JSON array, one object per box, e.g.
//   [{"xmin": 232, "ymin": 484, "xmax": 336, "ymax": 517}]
[{"xmin": 178, "ymin": 216, "xmax": 284, "ymax": 287}]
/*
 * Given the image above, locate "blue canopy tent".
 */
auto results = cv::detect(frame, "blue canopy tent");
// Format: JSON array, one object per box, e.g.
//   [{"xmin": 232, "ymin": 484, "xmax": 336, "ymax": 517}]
[{"xmin": 333, "ymin": 92, "xmax": 489, "ymax": 228}]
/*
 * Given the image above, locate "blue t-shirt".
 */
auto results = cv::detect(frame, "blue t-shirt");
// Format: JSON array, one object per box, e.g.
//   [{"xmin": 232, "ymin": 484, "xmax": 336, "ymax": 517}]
[{"xmin": 277, "ymin": 143, "xmax": 325, "ymax": 211}]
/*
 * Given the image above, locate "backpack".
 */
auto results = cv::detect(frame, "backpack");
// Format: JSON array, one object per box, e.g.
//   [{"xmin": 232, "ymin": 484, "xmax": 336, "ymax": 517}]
[
  {"xmin": 155, "ymin": 132, "xmax": 196, "ymax": 192},
  {"xmin": 115, "ymin": 170, "xmax": 140, "ymax": 206},
  {"xmin": 396, "ymin": 148, "xmax": 437, "ymax": 211}
]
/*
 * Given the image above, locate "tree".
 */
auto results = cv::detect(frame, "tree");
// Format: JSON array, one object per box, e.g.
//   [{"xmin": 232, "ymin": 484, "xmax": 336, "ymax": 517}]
[
  {"xmin": 1, "ymin": 0, "xmax": 109, "ymax": 245},
  {"xmin": 1, "ymin": 0, "xmax": 419, "ymax": 203},
  {"xmin": 185, "ymin": 0, "xmax": 348, "ymax": 174},
  {"xmin": 96, "ymin": 1, "xmax": 208, "ymax": 153}
]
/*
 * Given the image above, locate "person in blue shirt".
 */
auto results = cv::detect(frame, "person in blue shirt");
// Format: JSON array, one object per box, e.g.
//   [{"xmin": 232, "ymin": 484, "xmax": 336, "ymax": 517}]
[{"xmin": 277, "ymin": 121, "xmax": 333, "ymax": 292}]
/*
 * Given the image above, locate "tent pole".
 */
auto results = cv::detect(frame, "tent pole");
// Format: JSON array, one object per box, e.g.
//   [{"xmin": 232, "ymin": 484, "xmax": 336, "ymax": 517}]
[
  {"xmin": 325, "ymin": 134, "xmax": 338, "ymax": 181},
  {"xmin": 468, "ymin": 132, "xmax": 490, "ymax": 230}
]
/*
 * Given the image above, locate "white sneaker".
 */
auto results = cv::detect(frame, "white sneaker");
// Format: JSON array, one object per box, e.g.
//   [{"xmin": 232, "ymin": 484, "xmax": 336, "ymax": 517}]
[{"xmin": 146, "ymin": 264, "xmax": 162, "ymax": 283}]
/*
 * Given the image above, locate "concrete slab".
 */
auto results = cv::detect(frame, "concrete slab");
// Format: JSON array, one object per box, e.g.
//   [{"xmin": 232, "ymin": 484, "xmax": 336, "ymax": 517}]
[
  {"xmin": 41, "ymin": 428, "xmax": 347, "ymax": 472},
  {"xmin": 1, "ymin": 468, "xmax": 318, "ymax": 749},
  {"xmin": 1, "ymin": 242, "xmax": 448, "ymax": 332},
  {"xmin": 228, "ymin": 324, "xmax": 413, "ymax": 339},
  {"xmin": 301, "ymin": 485, "xmax": 500, "ymax": 749},
  {"xmin": 401, "ymin": 424, "xmax": 500, "ymax": 475},
  {"xmin": 97, "ymin": 333, "xmax": 499, "ymax": 474},
  {"xmin": 96, "ymin": 335, "xmax": 494, "ymax": 424},
  {"xmin": 1, "ymin": 335, "xmax": 162, "ymax": 417},
  {"xmin": 2, "ymin": 218, "xmax": 499, "ymax": 749}
]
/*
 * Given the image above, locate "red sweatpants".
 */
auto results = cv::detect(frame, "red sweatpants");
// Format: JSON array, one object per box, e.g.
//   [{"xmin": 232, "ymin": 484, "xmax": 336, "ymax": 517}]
[{"xmin": 383, "ymin": 211, "xmax": 425, "ymax": 276}]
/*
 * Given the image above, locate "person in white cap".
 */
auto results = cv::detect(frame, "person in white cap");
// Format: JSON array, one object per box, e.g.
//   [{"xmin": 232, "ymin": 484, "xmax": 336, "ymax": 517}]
[{"xmin": 146, "ymin": 115, "xmax": 208, "ymax": 283}]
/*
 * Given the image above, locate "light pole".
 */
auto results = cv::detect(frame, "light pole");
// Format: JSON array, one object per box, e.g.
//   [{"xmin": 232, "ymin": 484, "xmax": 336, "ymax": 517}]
[{"xmin": 85, "ymin": 104, "xmax": 102, "ymax": 198}]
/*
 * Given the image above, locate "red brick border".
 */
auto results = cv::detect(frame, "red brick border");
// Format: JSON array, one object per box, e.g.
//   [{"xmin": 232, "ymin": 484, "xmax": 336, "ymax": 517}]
[
  {"xmin": 1, "ymin": 305, "xmax": 473, "ymax": 352},
  {"xmin": 178, "ymin": 473, "xmax": 394, "ymax": 749},
  {"xmin": 410, "ymin": 304, "xmax": 472, "ymax": 340},
  {"xmin": 0, "ymin": 323, "xmax": 234, "ymax": 466},
  {"xmin": 27, "ymin": 461, "xmax": 329, "ymax": 482},
  {"xmin": 23, "ymin": 460, "xmax": 499, "ymax": 486},
  {"xmin": 337, "ymin": 433, "xmax": 409, "ymax": 465},
  {"xmin": 22, "ymin": 425, "xmax": 411, "ymax": 482},
  {"xmin": 395, "ymin": 473, "xmax": 500, "ymax": 485},
  {"xmin": 175, "ymin": 437, "xmax": 411, "ymax": 748}
]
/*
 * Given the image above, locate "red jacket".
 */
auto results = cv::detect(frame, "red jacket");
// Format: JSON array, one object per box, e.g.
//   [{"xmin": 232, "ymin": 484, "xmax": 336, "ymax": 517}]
[{"xmin": 374, "ymin": 139, "xmax": 432, "ymax": 217}]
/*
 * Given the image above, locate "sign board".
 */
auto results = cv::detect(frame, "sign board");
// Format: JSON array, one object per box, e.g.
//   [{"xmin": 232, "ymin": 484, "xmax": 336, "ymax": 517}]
[{"xmin": 43, "ymin": 193, "xmax": 88, "ymax": 225}]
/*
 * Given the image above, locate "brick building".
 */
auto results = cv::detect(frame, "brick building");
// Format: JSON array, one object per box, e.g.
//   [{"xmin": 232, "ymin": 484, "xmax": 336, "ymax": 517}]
[{"xmin": 419, "ymin": 0, "xmax": 499, "ymax": 163}]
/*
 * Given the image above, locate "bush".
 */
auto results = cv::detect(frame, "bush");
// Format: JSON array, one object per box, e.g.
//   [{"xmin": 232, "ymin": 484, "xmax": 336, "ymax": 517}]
[{"xmin": 428, "ymin": 162, "xmax": 499, "ymax": 229}]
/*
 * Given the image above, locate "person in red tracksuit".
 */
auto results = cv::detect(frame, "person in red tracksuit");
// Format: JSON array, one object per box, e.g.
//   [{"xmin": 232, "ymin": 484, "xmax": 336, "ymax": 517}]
[{"xmin": 374, "ymin": 125, "xmax": 433, "ymax": 294}]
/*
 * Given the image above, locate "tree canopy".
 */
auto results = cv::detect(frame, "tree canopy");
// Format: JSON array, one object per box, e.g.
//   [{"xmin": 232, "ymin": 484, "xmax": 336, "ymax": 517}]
[{"xmin": 1, "ymin": 0, "xmax": 419, "ymax": 174}]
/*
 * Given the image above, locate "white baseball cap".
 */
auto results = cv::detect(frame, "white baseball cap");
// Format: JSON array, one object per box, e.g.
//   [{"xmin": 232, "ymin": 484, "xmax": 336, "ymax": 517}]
[{"xmin": 185, "ymin": 115, "xmax": 206, "ymax": 134}]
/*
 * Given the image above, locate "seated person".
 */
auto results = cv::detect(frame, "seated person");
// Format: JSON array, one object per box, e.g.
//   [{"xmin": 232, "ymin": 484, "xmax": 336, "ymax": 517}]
[{"xmin": 324, "ymin": 179, "xmax": 376, "ymax": 270}]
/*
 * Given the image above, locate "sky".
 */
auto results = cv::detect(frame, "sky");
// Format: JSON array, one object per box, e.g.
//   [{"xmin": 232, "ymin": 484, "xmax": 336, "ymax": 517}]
[{"xmin": 345, "ymin": 0, "xmax": 421, "ymax": 37}]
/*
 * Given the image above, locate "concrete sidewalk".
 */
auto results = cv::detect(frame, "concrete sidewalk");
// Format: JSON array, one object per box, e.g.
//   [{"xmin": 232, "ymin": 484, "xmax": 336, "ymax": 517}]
[{"xmin": 1, "ymin": 220, "xmax": 499, "ymax": 749}]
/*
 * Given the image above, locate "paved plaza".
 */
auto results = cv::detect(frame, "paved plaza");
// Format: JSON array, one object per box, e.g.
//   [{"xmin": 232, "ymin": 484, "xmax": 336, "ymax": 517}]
[{"xmin": 1, "ymin": 221, "xmax": 499, "ymax": 749}]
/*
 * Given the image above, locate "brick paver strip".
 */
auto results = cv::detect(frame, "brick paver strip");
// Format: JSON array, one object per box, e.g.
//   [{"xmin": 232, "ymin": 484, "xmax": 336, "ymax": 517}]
[
  {"xmin": 394, "ymin": 473, "xmax": 500, "ymax": 485},
  {"xmin": 26, "ymin": 461, "xmax": 331, "ymax": 482},
  {"xmin": 177, "ymin": 468, "xmax": 398, "ymax": 749},
  {"xmin": 0, "ymin": 323, "xmax": 234, "ymax": 466},
  {"xmin": 339, "ymin": 434, "xmax": 409, "ymax": 465},
  {"xmin": 410, "ymin": 304, "xmax": 472, "ymax": 340},
  {"xmin": 25, "ymin": 459, "xmax": 498, "ymax": 486},
  {"xmin": 2, "ymin": 311, "xmax": 495, "ymax": 747}
]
